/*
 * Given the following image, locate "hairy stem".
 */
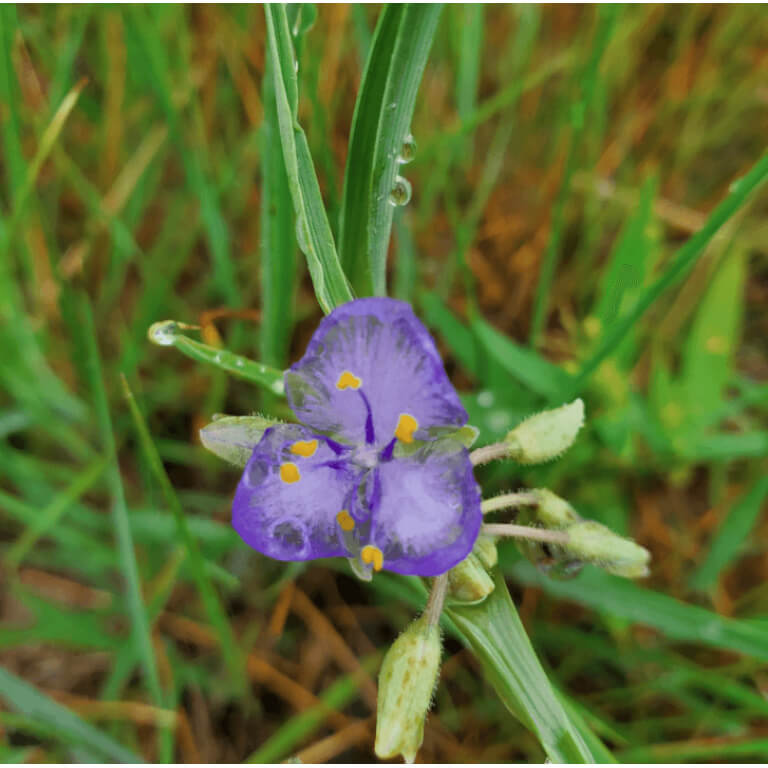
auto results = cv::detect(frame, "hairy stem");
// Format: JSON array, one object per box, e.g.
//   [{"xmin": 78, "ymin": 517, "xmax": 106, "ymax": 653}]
[
  {"xmin": 481, "ymin": 491, "xmax": 538, "ymax": 514},
  {"xmin": 424, "ymin": 573, "xmax": 449, "ymax": 627},
  {"xmin": 482, "ymin": 523, "xmax": 569, "ymax": 545},
  {"xmin": 469, "ymin": 441, "xmax": 509, "ymax": 466}
]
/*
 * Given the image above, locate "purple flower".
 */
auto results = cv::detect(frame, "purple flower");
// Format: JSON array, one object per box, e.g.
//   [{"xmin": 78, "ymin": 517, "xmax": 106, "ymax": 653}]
[{"xmin": 232, "ymin": 298, "xmax": 481, "ymax": 577}]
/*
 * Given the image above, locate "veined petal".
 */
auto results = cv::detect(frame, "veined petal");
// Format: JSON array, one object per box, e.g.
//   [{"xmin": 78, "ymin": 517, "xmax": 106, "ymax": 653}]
[
  {"xmin": 232, "ymin": 424, "xmax": 362, "ymax": 562},
  {"xmin": 285, "ymin": 298, "xmax": 467, "ymax": 448},
  {"xmin": 367, "ymin": 439, "xmax": 481, "ymax": 576}
]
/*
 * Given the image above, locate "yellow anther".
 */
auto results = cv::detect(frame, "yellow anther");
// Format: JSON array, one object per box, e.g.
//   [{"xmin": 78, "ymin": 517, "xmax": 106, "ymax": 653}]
[
  {"xmin": 290, "ymin": 439, "xmax": 318, "ymax": 458},
  {"xmin": 336, "ymin": 371, "xmax": 362, "ymax": 390},
  {"xmin": 361, "ymin": 545, "xmax": 384, "ymax": 572},
  {"xmin": 394, "ymin": 413, "xmax": 419, "ymax": 443},
  {"xmin": 279, "ymin": 462, "xmax": 300, "ymax": 483},
  {"xmin": 336, "ymin": 510, "xmax": 355, "ymax": 532}
]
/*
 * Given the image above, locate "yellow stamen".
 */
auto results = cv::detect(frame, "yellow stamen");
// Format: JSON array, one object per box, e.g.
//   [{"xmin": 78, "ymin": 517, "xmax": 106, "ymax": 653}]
[
  {"xmin": 290, "ymin": 439, "xmax": 318, "ymax": 458},
  {"xmin": 336, "ymin": 371, "xmax": 362, "ymax": 390},
  {"xmin": 279, "ymin": 462, "xmax": 300, "ymax": 483},
  {"xmin": 394, "ymin": 412, "xmax": 419, "ymax": 443},
  {"xmin": 336, "ymin": 510, "xmax": 355, "ymax": 532},
  {"xmin": 361, "ymin": 544, "xmax": 384, "ymax": 572}
]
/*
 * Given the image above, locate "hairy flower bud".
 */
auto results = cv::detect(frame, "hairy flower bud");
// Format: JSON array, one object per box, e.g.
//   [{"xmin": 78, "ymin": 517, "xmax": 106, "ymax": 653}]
[
  {"xmin": 564, "ymin": 521, "xmax": 651, "ymax": 578},
  {"xmin": 447, "ymin": 553, "xmax": 494, "ymax": 603},
  {"xmin": 199, "ymin": 414, "xmax": 280, "ymax": 467},
  {"xmin": 504, "ymin": 398, "xmax": 585, "ymax": 464},
  {"xmin": 375, "ymin": 616, "xmax": 441, "ymax": 763}
]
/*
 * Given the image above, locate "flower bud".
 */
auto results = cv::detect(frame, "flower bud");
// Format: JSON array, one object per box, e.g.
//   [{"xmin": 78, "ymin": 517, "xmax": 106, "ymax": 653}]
[
  {"xmin": 375, "ymin": 616, "xmax": 441, "ymax": 764},
  {"xmin": 530, "ymin": 488, "xmax": 581, "ymax": 528},
  {"xmin": 564, "ymin": 521, "xmax": 651, "ymax": 578},
  {"xmin": 504, "ymin": 398, "xmax": 584, "ymax": 464},
  {"xmin": 199, "ymin": 414, "xmax": 279, "ymax": 467},
  {"xmin": 447, "ymin": 553, "xmax": 494, "ymax": 603}
]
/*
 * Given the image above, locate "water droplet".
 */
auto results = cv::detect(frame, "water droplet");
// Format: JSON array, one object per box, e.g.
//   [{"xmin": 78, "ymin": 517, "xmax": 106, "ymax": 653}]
[
  {"xmin": 235, "ymin": 359, "xmax": 244, "ymax": 368},
  {"xmin": 213, "ymin": 353, "xmax": 222, "ymax": 364},
  {"xmin": 148, "ymin": 320, "xmax": 179, "ymax": 346},
  {"xmin": 387, "ymin": 101, "xmax": 397, "ymax": 110},
  {"xmin": 388, "ymin": 176, "xmax": 412, "ymax": 207},
  {"xmin": 398, "ymin": 133, "xmax": 416, "ymax": 164},
  {"xmin": 294, "ymin": 60, "xmax": 299, "ymax": 74}
]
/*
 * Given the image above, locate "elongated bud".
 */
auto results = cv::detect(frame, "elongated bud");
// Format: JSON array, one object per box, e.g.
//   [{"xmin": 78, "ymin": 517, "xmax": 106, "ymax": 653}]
[
  {"xmin": 505, "ymin": 398, "xmax": 584, "ymax": 464},
  {"xmin": 565, "ymin": 521, "xmax": 651, "ymax": 578},
  {"xmin": 375, "ymin": 616, "xmax": 441, "ymax": 764},
  {"xmin": 199, "ymin": 414, "xmax": 279, "ymax": 467}
]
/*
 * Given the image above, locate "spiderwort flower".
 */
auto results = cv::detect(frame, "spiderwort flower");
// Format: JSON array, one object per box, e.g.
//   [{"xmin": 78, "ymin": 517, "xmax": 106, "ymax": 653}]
[{"xmin": 232, "ymin": 298, "xmax": 482, "ymax": 577}]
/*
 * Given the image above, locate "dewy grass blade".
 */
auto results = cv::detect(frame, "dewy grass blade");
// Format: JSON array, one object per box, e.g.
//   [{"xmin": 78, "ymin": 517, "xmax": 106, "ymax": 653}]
[
  {"xmin": 264, "ymin": 4, "xmax": 353, "ymax": 314},
  {"xmin": 570, "ymin": 152, "xmax": 768, "ymax": 397},
  {"xmin": 148, "ymin": 320, "xmax": 285, "ymax": 396},
  {"xmin": 339, "ymin": 4, "xmax": 443, "ymax": 296},
  {"xmin": 121, "ymin": 376, "xmax": 246, "ymax": 695},
  {"xmin": 79, "ymin": 294, "xmax": 163, "ymax": 708},
  {"xmin": 447, "ymin": 574, "xmax": 604, "ymax": 763},
  {"xmin": 0, "ymin": 666, "xmax": 141, "ymax": 763}
]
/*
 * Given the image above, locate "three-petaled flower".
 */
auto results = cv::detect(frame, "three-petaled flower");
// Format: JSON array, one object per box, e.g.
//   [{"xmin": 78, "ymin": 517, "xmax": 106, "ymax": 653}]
[{"xmin": 232, "ymin": 298, "xmax": 482, "ymax": 577}]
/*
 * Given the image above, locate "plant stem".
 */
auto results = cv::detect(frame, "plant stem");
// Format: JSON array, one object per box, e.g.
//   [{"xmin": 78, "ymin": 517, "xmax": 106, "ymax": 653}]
[
  {"xmin": 424, "ymin": 573, "xmax": 448, "ymax": 627},
  {"xmin": 482, "ymin": 523, "xmax": 569, "ymax": 545},
  {"xmin": 470, "ymin": 441, "xmax": 509, "ymax": 466},
  {"xmin": 481, "ymin": 491, "xmax": 538, "ymax": 514}
]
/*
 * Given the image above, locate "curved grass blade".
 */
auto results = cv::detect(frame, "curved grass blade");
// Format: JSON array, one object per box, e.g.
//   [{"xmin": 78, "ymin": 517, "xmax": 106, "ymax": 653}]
[
  {"xmin": 447, "ymin": 574, "xmax": 603, "ymax": 763},
  {"xmin": 121, "ymin": 376, "xmax": 245, "ymax": 695},
  {"xmin": 569, "ymin": 151, "xmax": 768, "ymax": 397},
  {"xmin": 0, "ymin": 666, "xmax": 141, "ymax": 763},
  {"xmin": 264, "ymin": 4, "xmax": 353, "ymax": 314},
  {"xmin": 338, "ymin": 4, "xmax": 443, "ymax": 296},
  {"xmin": 148, "ymin": 320, "xmax": 285, "ymax": 395}
]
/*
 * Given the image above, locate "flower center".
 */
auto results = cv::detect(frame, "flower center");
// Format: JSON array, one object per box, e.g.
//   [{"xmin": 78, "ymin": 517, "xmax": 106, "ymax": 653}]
[{"xmin": 351, "ymin": 444, "xmax": 379, "ymax": 469}]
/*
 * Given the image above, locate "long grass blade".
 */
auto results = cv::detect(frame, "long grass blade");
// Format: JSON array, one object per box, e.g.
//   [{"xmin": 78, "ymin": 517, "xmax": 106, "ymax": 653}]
[
  {"xmin": 264, "ymin": 3, "xmax": 353, "ymax": 313},
  {"xmin": 569, "ymin": 152, "xmax": 768, "ymax": 397},
  {"xmin": 338, "ymin": 4, "xmax": 442, "ymax": 296},
  {"xmin": 0, "ymin": 666, "xmax": 141, "ymax": 763}
]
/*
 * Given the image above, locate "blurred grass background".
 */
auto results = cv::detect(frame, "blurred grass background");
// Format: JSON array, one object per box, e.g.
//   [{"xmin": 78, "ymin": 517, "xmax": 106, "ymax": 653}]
[{"xmin": 2, "ymin": 3, "xmax": 768, "ymax": 762}]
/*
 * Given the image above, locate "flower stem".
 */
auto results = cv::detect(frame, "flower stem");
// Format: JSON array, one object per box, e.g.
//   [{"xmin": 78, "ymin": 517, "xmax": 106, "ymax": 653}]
[
  {"xmin": 481, "ymin": 523, "xmax": 569, "ymax": 545},
  {"xmin": 481, "ymin": 491, "xmax": 538, "ymax": 514},
  {"xmin": 424, "ymin": 573, "xmax": 448, "ymax": 627},
  {"xmin": 469, "ymin": 441, "xmax": 509, "ymax": 466}
]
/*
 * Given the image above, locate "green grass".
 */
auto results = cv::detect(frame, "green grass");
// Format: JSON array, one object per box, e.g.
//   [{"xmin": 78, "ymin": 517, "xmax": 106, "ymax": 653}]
[{"xmin": 1, "ymin": 4, "xmax": 767, "ymax": 763}]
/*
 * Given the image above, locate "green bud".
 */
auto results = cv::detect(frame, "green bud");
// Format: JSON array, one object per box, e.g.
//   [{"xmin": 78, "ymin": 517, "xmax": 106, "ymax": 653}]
[
  {"xmin": 375, "ymin": 616, "xmax": 441, "ymax": 764},
  {"xmin": 199, "ymin": 414, "xmax": 280, "ymax": 467},
  {"xmin": 447, "ymin": 553, "xmax": 494, "ymax": 603},
  {"xmin": 530, "ymin": 488, "xmax": 581, "ymax": 528},
  {"xmin": 473, "ymin": 534, "xmax": 498, "ymax": 570},
  {"xmin": 564, "ymin": 521, "xmax": 651, "ymax": 578},
  {"xmin": 505, "ymin": 398, "xmax": 584, "ymax": 464}
]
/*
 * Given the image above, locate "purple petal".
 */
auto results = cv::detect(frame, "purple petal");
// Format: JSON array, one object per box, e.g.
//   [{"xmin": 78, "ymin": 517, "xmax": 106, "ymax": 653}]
[
  {"xmin": 285, "ymin": 298, "xmax": 467, "ymax": 448},
  {"xmin": 367, "ymin": 440, "xmax": 482, "ymax": 576},
  {"xmin": 232, "ymin": 424, "xmax": 363, "ymax": 562}
]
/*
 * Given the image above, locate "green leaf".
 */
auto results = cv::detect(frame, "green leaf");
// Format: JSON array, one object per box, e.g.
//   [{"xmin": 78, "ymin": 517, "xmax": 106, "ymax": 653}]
[
  {"xmin": 691, "ymin": 475, "xmax": 768, "ymax": 591},
  {"xmin": 570, "ymin": 151, "xmax": 768, "ymax": 397},
  {"xmin": 447, "ymin": 575, "xmax": 606, "ymax": 763},
  {"xmin": 264, "ymin": 4, "xmax": 354, "ymax": 313},
  {"xmin": 0, "ymin": 665, "xmax": 141, "ymax": 763},
  {"xmin": 511, "ymin": 560, "xmax": 768, "ymax": 662},
  {"xmin": 338, "ymin": 4, "xmax": 443, "ymax": 296},
  {"xmin": 680, "ymin": 246, "xmax": 746, "ymax": 435},
  {"xmin": 148, "ymin": 320, "xmax": 285, "ymax": 395},
  {"xmin": 260, "ymin": 53, "xmax": 297, "ymax": 369},
  {"xmin": 472, "ymin": 316, "xmax": 575, "ymax": 402},
  {"xmin": 122, "ymin": 376, "xmax": 245, "ymax": 694}
]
